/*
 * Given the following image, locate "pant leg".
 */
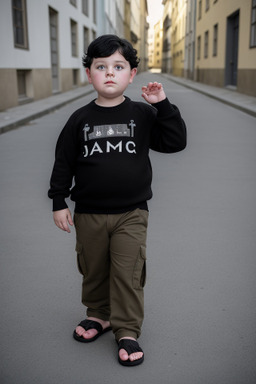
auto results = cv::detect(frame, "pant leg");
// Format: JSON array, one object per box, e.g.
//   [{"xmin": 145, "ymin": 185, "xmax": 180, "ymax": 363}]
[
  {"xmin": 74, "ymin": 213, "xmax": 110, "ymax": 321},
  {"xmin": 108, "ymin": 209, "xmax": 149, "ymax": 341}
]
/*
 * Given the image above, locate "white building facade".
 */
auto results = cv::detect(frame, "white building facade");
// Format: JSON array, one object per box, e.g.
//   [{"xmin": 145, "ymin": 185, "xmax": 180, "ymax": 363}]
[{"xmin": 0, "ymin": 0, "xmax": 127, "ymax": 111}]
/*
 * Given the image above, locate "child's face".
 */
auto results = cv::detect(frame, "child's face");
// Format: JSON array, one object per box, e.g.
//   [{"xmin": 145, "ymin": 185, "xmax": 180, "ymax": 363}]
[{"xmin": 86, "ymin": 50, "xmax": 137, "ymax": 102}]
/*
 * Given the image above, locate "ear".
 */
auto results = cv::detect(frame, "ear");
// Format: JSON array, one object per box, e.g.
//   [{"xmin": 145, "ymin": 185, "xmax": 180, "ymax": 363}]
[
  {"xmin": 86, "ymin": 68, "xmax": 92, "ymax": 83},
  {"xmin": 129, "ymin": 68, "xmax": 137, "ymax": 84}
]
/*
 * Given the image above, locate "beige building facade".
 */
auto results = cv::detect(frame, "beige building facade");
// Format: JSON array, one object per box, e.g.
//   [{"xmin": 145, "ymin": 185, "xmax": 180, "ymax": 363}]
[
  {"xmin": 161, "ymin": 0, "xmax": 256, "ymax": 97},
  {"xmin": 195, "ymin": 0, "xmax": 256, "ymax": 96},
  {"xmin": 184, "ymin": 0, "xmax": 197, "ymax": 79},
  {"xmin": 162, "ymin": 0, "xmax": 172, "ymax": 73},
  {"xmin": 153, "ymin": 20, "xmax": 163, "ymax": 69},
  {"xmin": 138, "ymin": 0, "xmax": 149, "ymax": 71},
  {"xmin": 171, "ymin": 0, "xmax": 187, "ymax": 77}
]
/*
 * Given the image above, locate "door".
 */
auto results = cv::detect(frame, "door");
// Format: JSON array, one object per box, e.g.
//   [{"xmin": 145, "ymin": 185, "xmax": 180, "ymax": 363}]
[
  {"xmin": 49, "ymin": 8, "xmax": 59, "ymax": 92},
  {"xmin": 225, "ymin": 11, "xmax": 239, "ymax": 87}
]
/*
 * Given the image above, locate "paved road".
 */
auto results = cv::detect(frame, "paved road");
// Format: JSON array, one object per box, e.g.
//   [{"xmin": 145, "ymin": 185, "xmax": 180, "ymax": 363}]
[{"xmin": 1, "ymin": 72, "xmax": 256, "ymax": 384}]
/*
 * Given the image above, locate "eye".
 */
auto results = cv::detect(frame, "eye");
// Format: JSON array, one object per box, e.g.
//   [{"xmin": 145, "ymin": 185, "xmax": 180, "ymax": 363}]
[
  {"xmin": 96, "ymin": 65, "xmax": 105, "ymax": 70},
  {"xmin": 115, "ymin": 65, "xmax": 123, "ymax": 71}
]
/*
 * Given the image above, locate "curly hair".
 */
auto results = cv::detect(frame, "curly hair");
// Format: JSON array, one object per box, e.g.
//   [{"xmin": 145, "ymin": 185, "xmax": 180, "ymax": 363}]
[{"xmin": 82, "ymin": 34, "xmax": 140, "ymax": 69}]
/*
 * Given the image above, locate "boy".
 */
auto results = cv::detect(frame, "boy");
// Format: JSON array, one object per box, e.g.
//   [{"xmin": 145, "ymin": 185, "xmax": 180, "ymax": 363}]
[{"xmin": 48, "ymin": 35, "xmax": 186, "ymax": 366}]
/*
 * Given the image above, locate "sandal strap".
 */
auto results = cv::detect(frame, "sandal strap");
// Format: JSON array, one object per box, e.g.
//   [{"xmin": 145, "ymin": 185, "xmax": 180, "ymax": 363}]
[
  {"xmin": 78, "ymin": 319, "xmax": 103, "ymax": 333},
  {"xmin": 118, "ymin": 339, "xmax": 143, "ymax": 355}
]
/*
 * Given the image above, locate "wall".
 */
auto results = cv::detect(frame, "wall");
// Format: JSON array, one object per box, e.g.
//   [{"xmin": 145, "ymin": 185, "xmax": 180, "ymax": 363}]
[{"xmin": 195, "ymin": 0, "xmax": 256, "ymax": 96}]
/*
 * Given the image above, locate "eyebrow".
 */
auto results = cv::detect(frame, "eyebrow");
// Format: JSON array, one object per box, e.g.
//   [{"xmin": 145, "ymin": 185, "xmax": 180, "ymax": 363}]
[{"xmin": 93, "ymin": 59, "xmax": 126, "ymax": 64}]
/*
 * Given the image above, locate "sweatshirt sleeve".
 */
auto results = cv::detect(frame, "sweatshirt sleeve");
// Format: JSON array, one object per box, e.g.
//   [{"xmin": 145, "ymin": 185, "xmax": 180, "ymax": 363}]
[
  {"xmin": 48, "ymin": 117, "xmax": 77, "ymax": 211},
  {"xmin": 149, "ymin": 98, "xmax": 187, "ymax": 153}
]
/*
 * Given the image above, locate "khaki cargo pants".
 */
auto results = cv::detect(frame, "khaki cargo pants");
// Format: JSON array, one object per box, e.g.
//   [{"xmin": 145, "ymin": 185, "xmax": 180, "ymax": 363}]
[{"xmin": 74, "ymin": 208, "xmax": 148, "ymax": 341}]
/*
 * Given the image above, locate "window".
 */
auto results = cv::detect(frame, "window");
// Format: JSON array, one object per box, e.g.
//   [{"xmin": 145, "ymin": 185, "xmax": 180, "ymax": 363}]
[
  {"xmin": 49, "ymin": 7, "xmax": 59, "ymax": 92},
  {"xmin": 204, "ymin": 30, "xmax": 209, "ymax": 58},
  {"xmin": 205, "ymin": 0, "xmax": 210, "ymax": 12},
  {"xmin": 83, "ymin": 27, "xmax": 89, "ymax": 54},
  {"xmin": 251, "ymin": 0, "xmax": 256, "ymax": 47},
  {"xmin": 17, "ymin": 70, "xmax": 26, "ymax": 97},
  {"xmin": 70, "ymin": 0, "xmax": 77, "ymax": 6},
  {"xmin": 70, "ymin": 19, "xmax": 78, "ymax": 57},
  {"xmin": 17, "ymin": 69, "xmax": 32, "ymax": 102},
  {"xmin": 82, "ymin": 0, "xmax": 89, "ymax": 16},
  {"xmin": 73, "ymin": 69, "xmax": 79, "ymax": 86},
  {"xmin": 198, "ymin": 0, "xmax": 202, "ymax": 20},
  {"xmin": 93, "ymin": 0, "xmax": 97, "ymax": 24},
  {"xmin": 12, "ymin": 0, "xmax": 28, "ymax": 49},
  {"xmin": 197, "ymin": 35, "xmax": 201, "ymax": 60},
  {"xmin": 213, "ymin": 24, "xmax": 218, "ymax": 56}
]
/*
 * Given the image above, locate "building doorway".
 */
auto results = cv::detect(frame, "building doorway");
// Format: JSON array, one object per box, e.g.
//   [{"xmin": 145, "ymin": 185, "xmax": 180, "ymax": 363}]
[
  {"xmin": 225, "ymin": 11, "xmax": 239, "ymax": 87},
  {"xmin": 49, "ymin": 8, "xmax": 59, "ymax": 92}
]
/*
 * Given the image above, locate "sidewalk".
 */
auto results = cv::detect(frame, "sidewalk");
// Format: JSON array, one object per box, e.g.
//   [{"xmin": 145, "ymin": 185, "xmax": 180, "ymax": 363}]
[
  {"xmin": 0, "ymin": 73, "xmax": 255, "ymax": 134},
  {"xmin": 0, "ymin": 83, "xmax": 95, "ymax": 134},
  {"xmin": 162, "ymin": 73, "xmax": 256, "ymax": 118}
]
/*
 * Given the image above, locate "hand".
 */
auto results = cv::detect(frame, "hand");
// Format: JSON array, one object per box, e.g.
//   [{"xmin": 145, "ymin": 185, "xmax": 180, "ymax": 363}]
[
  {"xmin": 141, "ymin": 82, "xmax": 166, "ymax": 104},
  {"xmin": 53, "ymin": 208, "xmax": 73, "ymax": 233}
]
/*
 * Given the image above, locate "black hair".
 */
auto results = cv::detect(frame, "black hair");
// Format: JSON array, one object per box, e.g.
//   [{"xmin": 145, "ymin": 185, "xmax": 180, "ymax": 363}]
[{"xmin": 82, "ymin": 34, "xmax": 140, "ymax": 69}]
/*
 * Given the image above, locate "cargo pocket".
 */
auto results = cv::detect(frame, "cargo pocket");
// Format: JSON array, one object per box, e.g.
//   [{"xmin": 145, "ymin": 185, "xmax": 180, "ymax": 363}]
[
  {"xmin": 75, "ymin": 242, "xmax": 87, "ymax": 277},
  {"xmin": 133, "ymin": 245, "xmax": 147, "ymax": 290}
]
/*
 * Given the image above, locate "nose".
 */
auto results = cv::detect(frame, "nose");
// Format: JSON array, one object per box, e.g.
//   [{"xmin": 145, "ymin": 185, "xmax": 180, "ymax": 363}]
[{"xmin": 106, "ymin": 67, "xmax": 114, "ymax": 77}]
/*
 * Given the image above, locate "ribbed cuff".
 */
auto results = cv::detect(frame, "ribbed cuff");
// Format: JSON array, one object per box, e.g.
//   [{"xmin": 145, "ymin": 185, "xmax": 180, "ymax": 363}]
[
  {"xmin": 52, "ymin": 196, "xmax": 68, "ymax": 211},
  {"xmin": 152, "ymin": 97, "xmax": 176, "ymax": 114}
]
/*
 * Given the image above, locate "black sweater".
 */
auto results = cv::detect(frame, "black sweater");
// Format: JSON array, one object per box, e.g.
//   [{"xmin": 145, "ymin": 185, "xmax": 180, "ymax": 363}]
[{"xmin": 48, "ymin": 97, "xmax": 186, "ymax": 213}]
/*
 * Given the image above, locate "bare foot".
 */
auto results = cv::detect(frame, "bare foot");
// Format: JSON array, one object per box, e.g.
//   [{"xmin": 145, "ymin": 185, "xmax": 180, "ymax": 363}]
[
  {"xmin": 75, "ymin": 317, "xmax": 110, "ymax": 341},
  {"xmin": 118, "ymin": 337, "xmax": 144, "ymax": 363}
]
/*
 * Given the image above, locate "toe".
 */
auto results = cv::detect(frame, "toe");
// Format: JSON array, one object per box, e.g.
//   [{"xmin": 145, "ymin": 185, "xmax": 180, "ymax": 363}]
[
  {"xmin": 75, "ymin": 326, "xmax": 98, "ymax": 339},
  {"xmin": 119, "ymin": 348, "xmax": 129, "ymax": 362},
  {"xmin": 75, "ymin": 326, "xmax": 85, "ymax": 336},
  {"xmin": 82, "ymin": 329, "xmax": 98, "ymax": 339},
  {"xmin": 119, "ymin": 349, "xmax": 143, "ymax": 362},
  {"xmin": 129, "ymin": 352, "xmax": 143, "ymax": 362}
]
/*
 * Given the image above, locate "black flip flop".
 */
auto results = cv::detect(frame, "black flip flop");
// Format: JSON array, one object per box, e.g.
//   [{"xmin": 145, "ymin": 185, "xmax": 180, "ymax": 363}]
[
  {"xmin": 73, "ymin": 319, "xmax": 111, "ymax": 343},
  {"xmin": 118, "ymin": 339, "xmax": 144, "ymax": 366}
]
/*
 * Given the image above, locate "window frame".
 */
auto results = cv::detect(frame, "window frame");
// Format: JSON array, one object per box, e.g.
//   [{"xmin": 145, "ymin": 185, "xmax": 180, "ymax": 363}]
[
  {"xmin": 250, "ymin": 0, "xmax": 256, "ymax": 47},
  {"xmin": 197, "ymin": 35, "xmax": 201, "ymax": 60},
  {"xmin": 82, "ymin": 0, "xmax": 89, "ymax": 16},
  {"xmin": 198, "ymin": 0, "xmax": 202, "ymax": 20},
  {"xmin": 213, "ymin": 23, "xmax": 218, "ymax": 56},
  {"xmin": 70, "ymin": 19, "xmax": 78, "ymax": 57},
  {"xmin": 204, "ymin": 30, "xmax": 209, "ymax": 58},
  {"xmin": 70, "ymin": 0, "xmax": 77, "ymax": 7},
  {"xmin": 12, "ymin": 0, "xmax": 29, "ymax": 49},
  {"xmin": 93, "ymin": 0, "xmax": 97, "ymax": 24}
]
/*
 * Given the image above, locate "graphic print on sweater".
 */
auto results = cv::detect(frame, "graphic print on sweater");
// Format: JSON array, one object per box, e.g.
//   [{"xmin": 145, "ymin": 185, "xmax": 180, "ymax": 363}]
[{"xmin": 83, "ymin": 120, "xmax": 137, "ymax": 157}]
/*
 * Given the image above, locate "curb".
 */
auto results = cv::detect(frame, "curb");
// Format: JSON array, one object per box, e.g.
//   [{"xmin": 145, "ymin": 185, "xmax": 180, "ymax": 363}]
[
  {"xmin": 161, "ymin": 74, "xmax": 256, "ymax": 118},
  {"xmin": 0, "ymin": 87, "xmax": 95, "ymax": 135}
]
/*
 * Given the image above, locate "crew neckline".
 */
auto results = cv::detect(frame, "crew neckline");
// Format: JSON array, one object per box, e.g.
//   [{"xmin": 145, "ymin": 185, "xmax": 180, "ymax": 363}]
[{"xmin": 91, "ymin": 96, "xmax": 130, "ymax": 112}]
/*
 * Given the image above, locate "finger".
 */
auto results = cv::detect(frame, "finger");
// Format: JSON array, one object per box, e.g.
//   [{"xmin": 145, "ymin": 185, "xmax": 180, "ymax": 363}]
[
  {"xmin": 152, "ymin": 82, "xmax": 161, "ymax": 90},
  {"xmin": 55, "ymin": 219, "xmax": 71, "ymax": 233},
  {"xmin": 62, "ymin": 217, "xmax": 71, "ymax": 232},
  {"xmin": 62, "ymin": 222, "xmax": 71, "ymax": 233},
  {"xmin": 67, "ymin": 215, "xmax": 74, "ymax": 227},
  {"xmin": 141, "ymin": 93, "xmax": 149, "ymax": 101}
]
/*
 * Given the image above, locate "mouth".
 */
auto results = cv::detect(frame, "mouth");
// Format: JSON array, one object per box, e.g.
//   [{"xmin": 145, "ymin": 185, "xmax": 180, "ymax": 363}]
[{"xmin": 105, "ymin": 81, "xmax": 115, "ymax": 84}]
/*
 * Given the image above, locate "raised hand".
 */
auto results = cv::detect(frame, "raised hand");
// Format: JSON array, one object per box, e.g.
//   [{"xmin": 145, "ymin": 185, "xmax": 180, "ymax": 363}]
[{"xmin": 141, "ymin": 82, "xmax": 166, "ymax": 104}]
